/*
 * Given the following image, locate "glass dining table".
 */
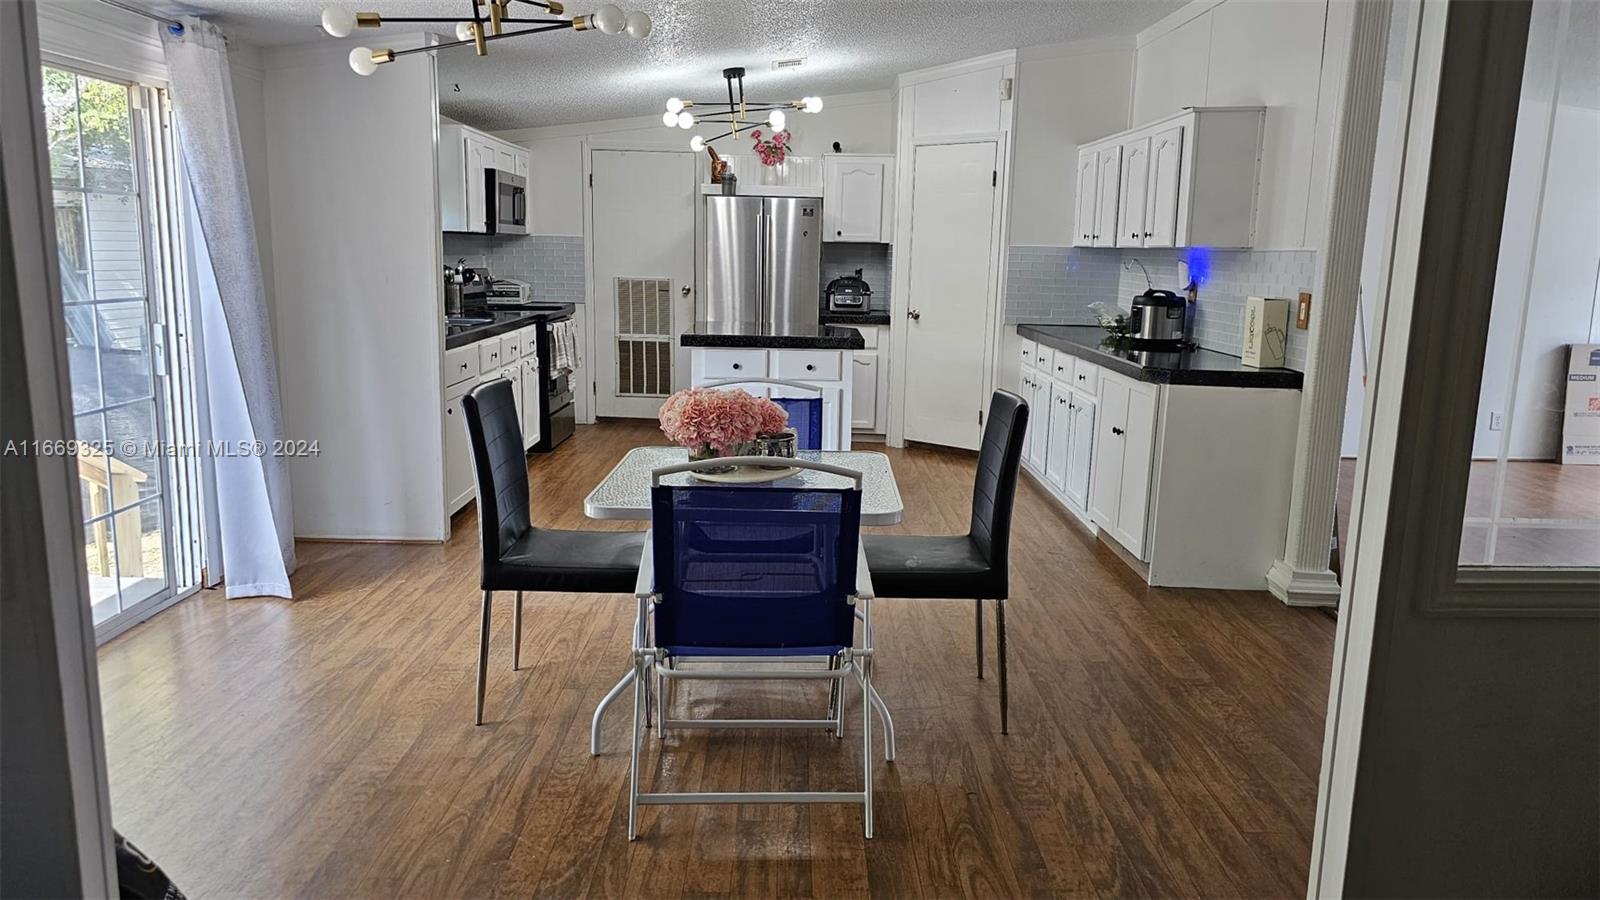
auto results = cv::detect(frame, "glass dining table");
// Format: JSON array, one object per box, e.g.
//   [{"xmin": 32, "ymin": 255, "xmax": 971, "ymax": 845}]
[
  {"xmin": 583, "ymin": 445, "xmax": 902, "ymax": 760},
  {"xmin": 583, "ymin": 446, "xmax": 905, "ymax": 525}
]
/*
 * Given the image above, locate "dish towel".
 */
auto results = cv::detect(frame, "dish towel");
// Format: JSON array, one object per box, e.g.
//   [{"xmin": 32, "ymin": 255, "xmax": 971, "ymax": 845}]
[{"xmin": 551, "ymin": 319, "xmax": 580, "ymax": 374}]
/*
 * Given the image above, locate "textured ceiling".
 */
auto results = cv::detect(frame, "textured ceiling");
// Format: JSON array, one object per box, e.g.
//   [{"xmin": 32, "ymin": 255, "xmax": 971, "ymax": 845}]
[{"xmin": 143, "ymin": 0, "xmax": 1185, "ymax": 130}]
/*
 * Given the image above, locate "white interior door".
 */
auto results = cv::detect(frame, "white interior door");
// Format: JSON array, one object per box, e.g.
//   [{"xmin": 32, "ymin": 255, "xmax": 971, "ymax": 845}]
[
  {"xmin": 589, "ymin": 149, "xmax": 695, "ymax": 418},
  {"xmin": 901, "ymin": 140, "xmax": 999, "ymax": 450}
]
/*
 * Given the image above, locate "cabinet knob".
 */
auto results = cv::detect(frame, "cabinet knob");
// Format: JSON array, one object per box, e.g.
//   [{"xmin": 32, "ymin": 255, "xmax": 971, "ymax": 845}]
[
  {"xmin": 1078, "ymin": 374, "xmax": 1086, "ymax": 381},
  {"xmin": 731, "ymin": 362, "xmax": 742, "ymax": 370},
  {"xmin": 805, "ymin": 364, "xmax": 816, "ymax": 371},
  {"xmin": 1144, "ymin": 231, "xmax": 1152, "ymax": 238},
  {"xmin": 908, "ymin": 309, "xmax": 921, "ymax": 321},
  {"xmin": 1130, "ymin": 232, "xmax": 1137, "ymax": 238},
  {"xmin": 1111, "ymin": 426, "xmax": 1125, "ymax": 436},
  {"xmin": 836, "ymin": 230, "xmax": 843, "ymax": 236}
]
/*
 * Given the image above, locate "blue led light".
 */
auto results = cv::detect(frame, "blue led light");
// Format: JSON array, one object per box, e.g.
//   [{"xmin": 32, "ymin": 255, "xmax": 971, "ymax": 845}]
[{"xmin": 1184, "ymin": 247, "xmax": 1213, "ymax": 286}]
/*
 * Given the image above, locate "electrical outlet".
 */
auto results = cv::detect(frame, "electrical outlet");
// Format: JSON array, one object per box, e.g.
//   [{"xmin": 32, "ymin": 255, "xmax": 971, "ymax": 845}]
[
  {"xmin": 1296, "ymin": 292, "xmax": 1312, "ymax": 329},
  {"xmin": 1489, "ymin": 411, "xmax": 1504, "ymax": 431}
]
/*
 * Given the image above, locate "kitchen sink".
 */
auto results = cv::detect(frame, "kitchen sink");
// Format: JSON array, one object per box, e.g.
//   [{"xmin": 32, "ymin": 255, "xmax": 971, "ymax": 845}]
[{"xmin": 446, "ymin": 315, "xmax": 494, "ymax": 326}]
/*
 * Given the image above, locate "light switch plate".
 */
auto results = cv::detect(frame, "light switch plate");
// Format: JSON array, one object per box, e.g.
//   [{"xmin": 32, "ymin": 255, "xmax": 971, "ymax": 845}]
[{"xmin": 1296, "ymin": 292, "xmax": 1312, "ymax": 329}]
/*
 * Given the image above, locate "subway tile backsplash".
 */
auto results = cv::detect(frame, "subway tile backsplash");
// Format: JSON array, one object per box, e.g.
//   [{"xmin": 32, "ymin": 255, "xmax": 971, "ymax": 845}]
[
  {"xmin": 1003, "ymin": 245, "xmax": 1121, "ymax": 325},
  {"xmin": 442, "ymin": 232, "xmax": 586, "ymax": 306},
  {"xmin": 1005, "ymin": 244, "xmax": 1317, "ymax": 371}
]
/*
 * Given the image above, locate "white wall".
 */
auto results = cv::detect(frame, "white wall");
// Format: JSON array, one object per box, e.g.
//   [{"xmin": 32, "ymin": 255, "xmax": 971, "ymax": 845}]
[
  {"xmin": 494, "ymin": 89, "xmax": 894, "ymax": 236},
  {"xmin": 263, "ymin": 39, "xmax": 447, "ymax": 539},
  {"xmin": 1007, "ymin": 40, "xmax": 1135, "ymax": 246},
  {"xmin": 1132, "ymin": 0, "xmax": 1332, "ymax": 249}
]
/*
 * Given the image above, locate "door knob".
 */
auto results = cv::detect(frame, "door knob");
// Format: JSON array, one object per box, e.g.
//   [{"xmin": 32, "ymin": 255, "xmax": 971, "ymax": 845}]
[
  {"xmin": 681, "ymin": 285, "xmax": 691, "ymax": 296},
  {"xmin": 908, "ymin": 309, "xmax": 921, "ymax": 321}
]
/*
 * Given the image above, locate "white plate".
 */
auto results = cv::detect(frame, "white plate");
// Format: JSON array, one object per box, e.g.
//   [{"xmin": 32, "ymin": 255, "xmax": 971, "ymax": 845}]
[{"xmin": 687, "ymin": 465, "xmax": 801, "ymax": 484}]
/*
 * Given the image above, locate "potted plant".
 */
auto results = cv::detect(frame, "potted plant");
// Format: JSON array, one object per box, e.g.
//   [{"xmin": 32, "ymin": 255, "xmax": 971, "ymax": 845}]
[{"xmin": 658, "ymin": 388, "xmax": 790, "ymax": 468}]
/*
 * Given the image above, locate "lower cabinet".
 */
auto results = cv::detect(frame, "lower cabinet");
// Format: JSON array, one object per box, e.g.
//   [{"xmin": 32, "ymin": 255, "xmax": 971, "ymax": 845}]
[
  {"xmin": 443, "ymin": 380, "xmax": 475, "ymax": 514},
  {"xmin": 848, "ymin": 325, "xmax": 889, "ymax": 434},
  {"xmin": 1088, "ymin": 371, "xmax": 1158, "ymax": 559},
  {"xmin": 1018, "ymin": 351, "xmax": 1098, "ymax": 525},
  {"xmin": 444, "ymin": 325, "xmax": 540, "ymax": 515}
]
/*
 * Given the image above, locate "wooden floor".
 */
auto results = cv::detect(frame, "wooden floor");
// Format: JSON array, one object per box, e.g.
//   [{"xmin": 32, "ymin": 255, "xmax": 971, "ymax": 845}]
[{"xmin": 99, "ymin": 420, "xmax": 1336, "ymax": 899}]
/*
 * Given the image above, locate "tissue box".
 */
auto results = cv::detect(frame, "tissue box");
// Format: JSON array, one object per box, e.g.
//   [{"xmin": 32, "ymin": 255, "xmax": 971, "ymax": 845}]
[
  {"xmin": 1562, "ymin": 344, "xmax": 1600, "ymax": 465},
  {"xmin": 1241, "ymin": 297, "xmax": 1290, "ymax": 368}
]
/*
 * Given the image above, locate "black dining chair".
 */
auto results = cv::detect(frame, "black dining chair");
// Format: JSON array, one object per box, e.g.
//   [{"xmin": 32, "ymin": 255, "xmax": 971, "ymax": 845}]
[
  {"xmin": 461, "ymin": 378, "xmax": 645, "ymax": 725},
  {"xmin": 862, "ymin": 390, "xmax": 1028, "ymax": 733}
]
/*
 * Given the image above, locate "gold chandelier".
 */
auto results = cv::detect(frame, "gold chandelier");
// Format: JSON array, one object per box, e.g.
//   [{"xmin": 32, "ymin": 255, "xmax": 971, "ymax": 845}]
[
  {"xmin": 663, "ymin": 67, "xmax": 823, "ymax": 153},
  {"xmin": 319, "ymin": 0, "xmax": 652, "ymax": 75}
]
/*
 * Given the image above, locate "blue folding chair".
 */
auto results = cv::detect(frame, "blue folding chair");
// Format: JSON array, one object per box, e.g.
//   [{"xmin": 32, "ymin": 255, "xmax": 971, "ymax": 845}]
[
  {"xmin": 700, "ymin": 377, "xmax": 825, "ymax": 451},
  {"xmin": 625, "ymin": 457, "xmax": 883, "ymax": 839}
]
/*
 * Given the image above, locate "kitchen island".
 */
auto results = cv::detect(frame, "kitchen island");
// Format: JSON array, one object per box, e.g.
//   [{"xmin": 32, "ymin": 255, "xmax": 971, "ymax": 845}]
[{"xmin": 681, "ymin": 321, "xmax": 864, "ymax": 450}]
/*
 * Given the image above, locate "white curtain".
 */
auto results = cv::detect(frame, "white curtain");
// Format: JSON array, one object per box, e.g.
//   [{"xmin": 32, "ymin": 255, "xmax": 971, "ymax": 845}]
[{"xmin": 163, "ymin": 19, "xmax": 294, "ymax": 598}]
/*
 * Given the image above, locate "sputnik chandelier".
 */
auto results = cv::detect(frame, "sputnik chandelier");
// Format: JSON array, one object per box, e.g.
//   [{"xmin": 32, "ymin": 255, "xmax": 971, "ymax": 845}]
[
  {"xmin": 663, "ymin": 67, "xmax": 823, "ymax": 153},
  {"xmin": 318, "ymin": 0, "xmax": 652, "ymax": 76}
]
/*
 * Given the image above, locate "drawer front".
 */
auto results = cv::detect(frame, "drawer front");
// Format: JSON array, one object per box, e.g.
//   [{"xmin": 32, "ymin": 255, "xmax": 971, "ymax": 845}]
[
  {"xmin": 1034, "ymin": 344, "xmax": 1056, "ymax": 377},
  {"xmin": 1018, "ymin": 337, "xmax": 1038, "ymax": 371},
  {"xmin": 478, "ymin": 340, "xmax": 505, "ymax": 373},
  {"xmin": 518, "ymin": 326, "xmax": 538, "ymax": 357},
  {"xmin": 1046, "ymin": 350, "xmax": 1073, "ymax": 384},
  {"xmin": 774, "ymin": 350, "xmax": 843, "ymax": 382},
  {"xmin": 699, "ymin": 348, "xmax": 769, "ymax": 380},
  {"xmin": 500, "ymin": 332, "xmax": 523, "ymax": 362},
  {"xmin": 444, "ymin": 344, "xmax": 480, "ymax": 387},
  {"xmin": 1072, "ymin": 358, "xmax": 1100, "ymax": 396}
]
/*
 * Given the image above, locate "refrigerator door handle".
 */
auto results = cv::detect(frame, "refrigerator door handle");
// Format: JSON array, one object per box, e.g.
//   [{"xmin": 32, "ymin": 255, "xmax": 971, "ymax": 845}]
[{"xmin": 757, "ymin": 204, "xmax": 768, "ymax": 332}]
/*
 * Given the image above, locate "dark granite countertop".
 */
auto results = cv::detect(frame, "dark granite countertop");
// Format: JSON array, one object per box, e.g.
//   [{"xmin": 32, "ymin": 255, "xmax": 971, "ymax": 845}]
[
  {"xmin": 1017, "ymin": 324, "xmax": 1303, "ymax": 390},
  {"xmin": 681, "ymin": 321, "xmax": 866, "ymax": 350},
  {"xmin": 444, "ymin": 303, "xmax": 574, "ymax": 349},
  {"xmin": 820, "ymin": 309, "xmax": 892, "ymax": 326}
]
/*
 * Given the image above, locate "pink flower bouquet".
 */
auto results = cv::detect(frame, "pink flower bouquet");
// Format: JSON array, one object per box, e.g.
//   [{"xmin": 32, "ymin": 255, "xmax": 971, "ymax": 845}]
[
  {"xmin": 749, "ymin": 128, "xmax": 791, "ymax": 167},
  {"xmin": 659, "ymin": 388, "xmax": 789, "ymax": 457}
]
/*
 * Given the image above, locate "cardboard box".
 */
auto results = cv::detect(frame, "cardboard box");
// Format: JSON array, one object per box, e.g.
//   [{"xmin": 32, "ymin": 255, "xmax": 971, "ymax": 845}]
[
  {"xmin": 1241, "ymin": 297, "xmax": 1290, "ymax": 368},
  {"xmin": 1561, "ymin": 343, "xmax": 1600, "ymax": 465}
]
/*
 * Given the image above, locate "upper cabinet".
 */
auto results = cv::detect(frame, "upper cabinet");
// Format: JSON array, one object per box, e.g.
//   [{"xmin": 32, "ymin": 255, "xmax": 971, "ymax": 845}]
[
  {"xmin": 823, "ymin": 154, "xmax": 894, "ymax": 243},
  {"xmin": 439, "ymin": 122, "xmax": 530, "ymax": 233},
  {"xmin": 1073, "ymin": 107, "xmax": 1265, "ymax": 249}
]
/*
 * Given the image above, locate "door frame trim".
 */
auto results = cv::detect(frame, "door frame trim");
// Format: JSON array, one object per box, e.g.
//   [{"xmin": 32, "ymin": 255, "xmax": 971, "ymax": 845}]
[{"xmin": 1310, "ymin": 2, "xmax": 1564, "ymax": 894}]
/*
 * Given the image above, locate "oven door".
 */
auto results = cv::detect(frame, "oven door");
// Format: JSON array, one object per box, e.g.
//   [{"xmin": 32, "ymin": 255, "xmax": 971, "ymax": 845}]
[{"xmin": 488, "ymin": 170, "xmax": 527, "ymax": 235}]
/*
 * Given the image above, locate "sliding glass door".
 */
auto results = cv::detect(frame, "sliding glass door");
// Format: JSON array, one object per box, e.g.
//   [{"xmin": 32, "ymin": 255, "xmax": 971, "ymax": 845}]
[{"xmin": 43, "ymin": 63, "xmax": 201, "ymax": 635}]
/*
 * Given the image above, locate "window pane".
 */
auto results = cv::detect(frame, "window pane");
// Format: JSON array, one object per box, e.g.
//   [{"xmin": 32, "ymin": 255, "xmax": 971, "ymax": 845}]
[
  {"xmin": 113, "ymin": 501, "xmax": 167, "ymax": 608},
  {"xmin": 1462, "ymin": 0, "xmax": 1600, "ymax": 568},
  {"xmin": 76, "ymin": 75, "xmax": 135, "ymax": 193},
  {"xmin": 96, "ymin": 301, "xmax": 154, "ymax": 405},
  {"xmin": 54, "ymin": 192, "xmax": 92, "ymax": 301},
  {"xmin": 75, "ymin": 413, "xmax": 107, "ymax": 514},
  {"xmin": 85, "ymin": 192, "xmax": 145, "ymax": 300},
  {"xmin": 42, "ymin": 67, "xmax": 81, "ymax": 190},
  {"xmin": 84, "ymin": 514, "xmax": 119, "ymax": 625},
  {"xmin": 108, "ymin": 401, "xmax": 162, "ymax": 502}
]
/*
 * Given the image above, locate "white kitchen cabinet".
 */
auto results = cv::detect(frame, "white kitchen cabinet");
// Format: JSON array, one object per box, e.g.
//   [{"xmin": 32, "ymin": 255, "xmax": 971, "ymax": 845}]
[
  {"xmin": 443, "ymin": 379, "xmax": 475, "ymax": 514},
  {"xmin": 823, "ymin": 154, "xmax": 894, "ymax": 243},
  {"xmin": 1093, "ymin": 145, "xmax": 1122, "ymax": 248},
  {"xmin": 440, "ymin": 122, "xmax": 530, "ymax": 234},
  {"xmin": 1089, "ymin": 371, "xmax": 1158, "ymax": 559},
  {"xmin": 1073, "ymin": 150, "xmax": 1099, "ymax": 247},
  {"xmin": 1144, "ymin": 126, "xmax": 1184, "ymax": 247},
  {"xmin": 1115, "ymin": 135, "xmax": 1150, "ymax": 248},
  {"xmin": 1074, "ymin": 107, "xmax": 1265, "ymax": 249},
  {"xmin": 1064, "ymin": 394, "xmax": 1096, "ymax": 510},
  {"xmin": 1044, "ymin": 387, "xmax": 1072, "ymax": 493},
  {"xmin": 850, "ymin": 326, "xmax": 888, "ymax": 433},
  {"xmin": 521, "ymin": 353, "xmax": 541, "ymax": 451},
  {"xmin": 1023, "ymin": 371, "xmax": 1051, "ymax": 469}
]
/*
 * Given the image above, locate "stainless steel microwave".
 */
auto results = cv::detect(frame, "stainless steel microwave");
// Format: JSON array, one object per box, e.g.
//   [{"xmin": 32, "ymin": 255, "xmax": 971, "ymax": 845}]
[{"xmin": 485, "ymin": 168, "xmax": 527, "ymax": 235}]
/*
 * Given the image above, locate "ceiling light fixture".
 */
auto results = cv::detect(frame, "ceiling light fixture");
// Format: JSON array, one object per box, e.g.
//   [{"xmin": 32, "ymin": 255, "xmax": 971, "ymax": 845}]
[
  {"xmin": 320, "ymin": 0, "xmax": 652, "ymax": 76},
  {"xmin": 665, "ymin": 67, "xmax": 823, "ymax": 153}
]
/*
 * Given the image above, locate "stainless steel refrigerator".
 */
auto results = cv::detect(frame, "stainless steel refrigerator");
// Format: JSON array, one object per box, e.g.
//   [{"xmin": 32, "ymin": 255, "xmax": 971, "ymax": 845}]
[{"xmin": 701, "ymin": 195, "xmax": 823, "ymax": 333}]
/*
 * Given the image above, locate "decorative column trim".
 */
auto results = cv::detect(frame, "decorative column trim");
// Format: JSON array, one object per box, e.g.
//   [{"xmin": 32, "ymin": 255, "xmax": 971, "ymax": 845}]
[{"xmin": 1269, "ymin": 0, "xmax": 1393, "ymax": 607}]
